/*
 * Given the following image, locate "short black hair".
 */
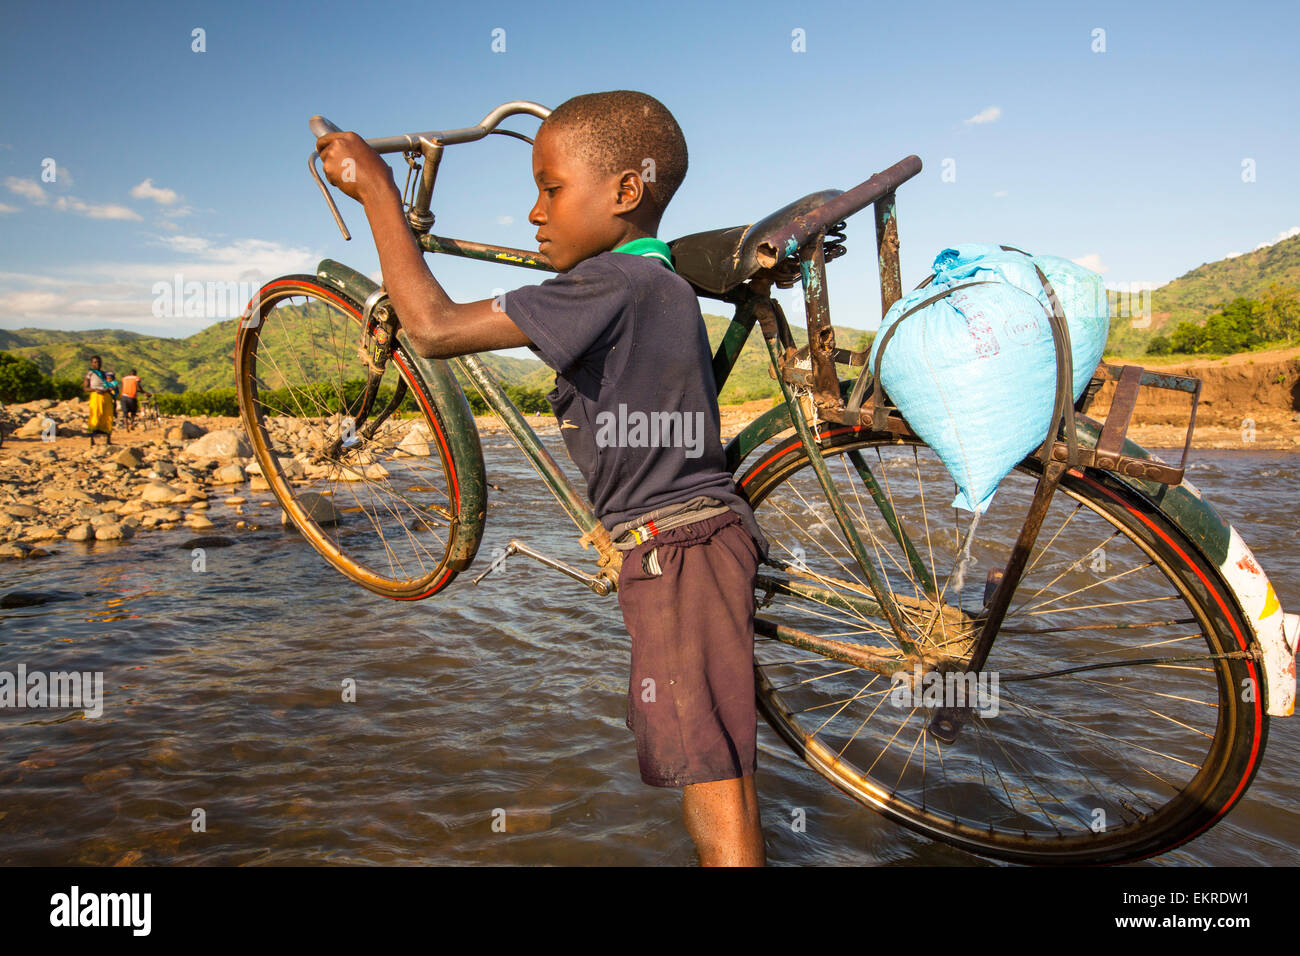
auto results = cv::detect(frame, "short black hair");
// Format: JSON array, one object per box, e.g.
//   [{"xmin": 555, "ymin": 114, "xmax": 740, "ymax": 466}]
[
  {"xmin": 543, "ymin": 90, "xmax": 688, "ymax": 218},
  {"xmin": 90, "ymin": 355, "xmax": 101, "ymax": 364},
  {"xmin": 130, "ymin": 369, "xmax": 137, "ymax": 376}
]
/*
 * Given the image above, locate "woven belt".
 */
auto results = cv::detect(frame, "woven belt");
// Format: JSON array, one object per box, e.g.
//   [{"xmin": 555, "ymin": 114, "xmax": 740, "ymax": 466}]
[{"xmin": 609, "ymin": 495, "xmax": 734, "ymax": 551}]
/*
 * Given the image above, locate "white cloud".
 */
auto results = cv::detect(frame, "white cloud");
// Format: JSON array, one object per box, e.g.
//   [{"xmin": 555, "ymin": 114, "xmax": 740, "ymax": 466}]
[
  {"xmin": 131, "ymin": 178, "xmax": 180, "ymax": 205},
  {"xmin": 965, "ymin": 106, "xmax": 1002, "ymax": 125},
  {"xmin": 1255, "ymin": 225, "xmax": 1300, "ymax": 250},
  {"xmin": 52, "ymin": 196, "xmax": 142, "ymax": 220},
  {"xmin": 0, "ymin": 237, "xmax": 320, "ymax": 332},
  {"xmin": 1224, "ymin": 250, "xmax": 1242, "ymax": 259},
  {"xmin": 495, "ymin": 215, "xmax": 514, "ymax": 225},
  {"xmin": 0, "ymin": 202, "xmax": 17, "ymax": 215},
  {"xmin": 1071, "ymin": 253, "xmax": 1109, "ymax": 274},
  {"xmin": 993, "ymin": 190, "xmax": 1008, "ymax": 198},
  {"xmin": 6, "ymin": 177, "xmax": 48, "ymax": 204},
  {"xmin": 7, "ymin": 178, "xmax": 141, "ymax": 220}
]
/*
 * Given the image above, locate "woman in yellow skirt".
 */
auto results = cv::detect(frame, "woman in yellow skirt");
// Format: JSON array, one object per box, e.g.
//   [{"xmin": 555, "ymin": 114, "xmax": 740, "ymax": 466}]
[{"xmin": 83, "ymin": 355, "xmax": 117, "ymax": 446}]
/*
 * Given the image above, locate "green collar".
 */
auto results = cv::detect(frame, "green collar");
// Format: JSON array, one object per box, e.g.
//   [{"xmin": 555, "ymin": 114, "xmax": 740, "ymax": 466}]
[{"xmin": 611, "ymin": 237, "xmax": 675, "ymax": 272}]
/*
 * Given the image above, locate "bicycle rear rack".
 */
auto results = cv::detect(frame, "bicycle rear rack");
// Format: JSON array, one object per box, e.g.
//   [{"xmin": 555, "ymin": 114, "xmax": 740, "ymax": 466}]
[{"xmin": 738, "ymin": 176, "xmax": 1205, "ymax": 744}]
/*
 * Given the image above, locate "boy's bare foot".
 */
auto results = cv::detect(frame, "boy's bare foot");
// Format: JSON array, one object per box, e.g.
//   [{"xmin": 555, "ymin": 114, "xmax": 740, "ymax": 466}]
[{"xmin": 682, "ymin": 775, "xmax": 765, "ymax": 866}]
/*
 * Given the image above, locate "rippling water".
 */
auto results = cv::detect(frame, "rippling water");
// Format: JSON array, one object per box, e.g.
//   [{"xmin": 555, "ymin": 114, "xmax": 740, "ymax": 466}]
[{"xmin": 1, "ymin": 437, "xmax": 1297, "ymax": 866}]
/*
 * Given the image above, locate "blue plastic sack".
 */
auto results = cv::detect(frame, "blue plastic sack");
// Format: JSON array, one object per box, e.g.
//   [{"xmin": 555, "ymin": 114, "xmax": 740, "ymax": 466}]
[
  {"xmin": 868, "ymin": 245, "xmax": 1108, "ymax": 512},
  {"xmin": 930, "ymin": 244, "xmax": 1109, "ymax": 399}
]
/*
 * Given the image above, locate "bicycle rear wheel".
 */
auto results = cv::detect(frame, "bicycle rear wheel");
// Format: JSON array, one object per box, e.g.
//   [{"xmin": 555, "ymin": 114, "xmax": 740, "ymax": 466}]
[
  {"xmin": 741, "ymin": 426, "xmax": 1266, "ymax": 864},
  {"xmin": 235, "ymin": 275, "xmax": 485, "ymax": 600}
]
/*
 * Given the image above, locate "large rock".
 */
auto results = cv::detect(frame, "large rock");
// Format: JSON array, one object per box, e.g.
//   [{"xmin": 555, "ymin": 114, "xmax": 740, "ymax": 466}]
[
  {"xmin": 14, "ymin": 417, "xmax": 51, "ymax": 439},
  {"xmin": 94, "ymin": 523, "xmax": 134, "ymax": 541},
  {"xmin": 141, "ymin": 482, "xmax": 182, "ymax": 503},
  {"xmin": 396, "ymin": 423, "xmax": 434, "ymax": 457},
  {"xmin": 282, "ymin": 491, "xmax": 339, "ymax": 528},
  {"xmin": 66, "ymin": 523, "xmax": 95, "ymax": 541},
  {"xmin": 181, "ymin": 429, "xmax": 252, "ymax": 461},
  {"xmin": 211, "ymin": 463, "xmax": 246, "ymax": 485},
  {"xmin": 113, "ymin": 446, "xmax": 145, "ymax": 468},
  {"xmin": 166, "ymin": 421, "xmax": 206, "ymax": 441}
]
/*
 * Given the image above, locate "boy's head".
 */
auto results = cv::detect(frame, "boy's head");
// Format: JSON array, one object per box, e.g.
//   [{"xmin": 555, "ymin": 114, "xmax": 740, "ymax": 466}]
[
  {"xmin": 90, "ymin": 355, "xmax": 101, "ymax": 369},
  {"xmin": 530, "ymin": 90, "xmax": 687, "ymax": 271}
]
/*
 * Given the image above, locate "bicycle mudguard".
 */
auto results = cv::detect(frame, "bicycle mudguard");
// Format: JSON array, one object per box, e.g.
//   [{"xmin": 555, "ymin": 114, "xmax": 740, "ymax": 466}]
[
  {"xmin": 1073, "ymin": 418, "xmax": 1298, "ymax": 718},
  {"xmin": 313, "ymin": 258, "xmax": 489, "ymax": 574},
  {"xmin": 724, "ymin": 396, "xmax": 1298, "ymax": 717}
]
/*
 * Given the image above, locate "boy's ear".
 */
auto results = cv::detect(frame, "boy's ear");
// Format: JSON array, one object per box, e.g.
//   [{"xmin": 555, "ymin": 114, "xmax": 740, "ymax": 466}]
[{"xmin": 614, "ymin": 170, "xmax": 646, "ymax": 213}]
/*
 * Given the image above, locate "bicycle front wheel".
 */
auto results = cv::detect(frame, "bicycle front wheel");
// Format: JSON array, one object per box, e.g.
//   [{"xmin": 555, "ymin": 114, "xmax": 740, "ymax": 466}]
[
  {"xmin": 740, "ymin": 427, "xmax": 1266, "ymax": 864},
  {"xmin": 235, "ymin": 275, "xmax": 485, "ymax": 600}
]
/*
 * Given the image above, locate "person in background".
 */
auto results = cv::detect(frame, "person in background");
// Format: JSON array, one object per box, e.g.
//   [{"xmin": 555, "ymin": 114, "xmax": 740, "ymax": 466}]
[
  {"xmin": 120, "ymin": 369, "xmax": 147, "ymax": 429},
  {"xmin": 82, "ymin": 355, "xmax": 116, "ymax": 446}
]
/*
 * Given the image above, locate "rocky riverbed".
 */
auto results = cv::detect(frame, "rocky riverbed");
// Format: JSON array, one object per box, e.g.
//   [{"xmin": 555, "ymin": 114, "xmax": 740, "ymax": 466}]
[
  {"xmin": 2, "ymin": 390, "xmax": 1292, "ymax": 563},
  {"xmin": 0, "ymin": 397, "xmax": 570, "ymax": 562}
]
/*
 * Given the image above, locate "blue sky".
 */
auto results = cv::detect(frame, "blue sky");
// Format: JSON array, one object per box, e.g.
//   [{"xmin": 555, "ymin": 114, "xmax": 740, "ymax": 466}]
[{"xmin": 1, "ymin": 0, "xmax": 1296, "ymax": 348}]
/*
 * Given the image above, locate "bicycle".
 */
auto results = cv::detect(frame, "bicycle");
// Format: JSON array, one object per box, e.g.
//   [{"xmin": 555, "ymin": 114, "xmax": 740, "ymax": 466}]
[
  {"xmin": 234, "ymin": 101, "xmax": 1297, "ymax": 865},
  {"xmin": 134, "ymin": 394, "xmax": 161, "ymax": 431}
]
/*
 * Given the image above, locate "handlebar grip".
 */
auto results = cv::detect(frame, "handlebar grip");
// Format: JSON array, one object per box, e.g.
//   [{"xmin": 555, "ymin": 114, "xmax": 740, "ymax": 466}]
[{"xmin": 309, "ymin": 115, "xmax": 342, "ymax": 139}]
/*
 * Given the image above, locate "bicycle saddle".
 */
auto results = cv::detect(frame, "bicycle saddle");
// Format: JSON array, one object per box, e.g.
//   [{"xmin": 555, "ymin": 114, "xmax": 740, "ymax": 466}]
[{"xmin": 668, "ymin": 189, "xmax": 843, "ymax": 296}]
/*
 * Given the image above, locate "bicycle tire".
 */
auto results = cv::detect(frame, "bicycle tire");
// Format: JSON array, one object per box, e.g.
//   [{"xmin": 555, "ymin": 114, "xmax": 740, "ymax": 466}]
[
  {"xmin": 739, "ymin": 425, "xmax": 1266, "ymax": 865},
  {"xmin": 235, "ymin": 275, "xmax": 485, "ymax": 600}
]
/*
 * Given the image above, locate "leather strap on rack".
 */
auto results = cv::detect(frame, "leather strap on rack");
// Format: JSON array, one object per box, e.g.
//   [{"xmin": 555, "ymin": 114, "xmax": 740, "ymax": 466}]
[
  {"xmin": 856, "ymin": 280, "xmax": 996, "ymax": 426},
  {"xmin": 1096, "ymin": 364, "xmax": 1144, "ymax": 463}
]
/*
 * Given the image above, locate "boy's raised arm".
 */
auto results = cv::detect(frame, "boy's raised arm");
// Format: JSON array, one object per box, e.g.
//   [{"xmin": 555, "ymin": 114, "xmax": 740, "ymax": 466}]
[{"xmin": 315, "ymin": 131, "xmax": 534, "ymax": 360}]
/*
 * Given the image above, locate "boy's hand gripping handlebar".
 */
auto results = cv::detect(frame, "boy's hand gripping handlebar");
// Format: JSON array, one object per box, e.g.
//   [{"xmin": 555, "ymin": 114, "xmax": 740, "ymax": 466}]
[{"xmin": 308, "ymin": 114, "xmax": 352, "ymax": 240}]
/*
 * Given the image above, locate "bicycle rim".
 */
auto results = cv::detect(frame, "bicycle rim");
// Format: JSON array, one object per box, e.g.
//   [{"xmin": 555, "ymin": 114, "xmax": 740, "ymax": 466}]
[
  {"xmin": 740, "ymin": 427, "xmax": 1266, "ymax": 864},
  {"xmin": 235, "ymin": 276, "xmax": 479, "ymax": 599}
]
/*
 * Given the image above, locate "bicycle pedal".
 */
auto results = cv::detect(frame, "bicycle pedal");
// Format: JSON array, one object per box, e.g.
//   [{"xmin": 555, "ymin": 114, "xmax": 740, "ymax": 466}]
[{"xmin": 472, "ymin": 539, "xmax": 613, "ymax": 596}]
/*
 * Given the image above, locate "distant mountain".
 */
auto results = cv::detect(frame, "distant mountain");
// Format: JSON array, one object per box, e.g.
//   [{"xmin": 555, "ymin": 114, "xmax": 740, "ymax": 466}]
[
  {"xmin": 1144, "ymin": 233, "xmax": 1300, "ymax": 329},
  {"xmin": 0, "ymin": 309, "xmax": 873, "ymax": 405}
]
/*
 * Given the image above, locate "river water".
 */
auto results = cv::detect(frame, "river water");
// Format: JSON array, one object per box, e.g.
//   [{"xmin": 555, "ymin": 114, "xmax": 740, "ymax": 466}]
[{"xmin": 1, "ymin": 435, "xmax": 1297, "ymax": 866}]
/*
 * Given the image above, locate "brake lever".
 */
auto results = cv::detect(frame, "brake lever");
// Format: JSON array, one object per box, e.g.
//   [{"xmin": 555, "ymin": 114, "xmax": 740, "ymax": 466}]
[{"xmin": 308, "ymin": 114, "xmax": 351, "ymax": 241}]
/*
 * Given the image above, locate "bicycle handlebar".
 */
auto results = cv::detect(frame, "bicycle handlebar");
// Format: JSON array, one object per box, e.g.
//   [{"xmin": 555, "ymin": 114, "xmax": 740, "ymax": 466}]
[
  {"xmin": 310, "ymin": 101, "xmax": 551, "ymax": 156},
  {"xmin": 308, "ymin": 101, "xmax": 552, "ymax": 240}
]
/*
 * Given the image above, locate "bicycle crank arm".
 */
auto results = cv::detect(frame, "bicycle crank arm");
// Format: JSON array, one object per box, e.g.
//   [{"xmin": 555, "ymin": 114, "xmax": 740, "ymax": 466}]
[{"xmin": 472, "ymin": 540, "xmax": 614, "ymax": 596}]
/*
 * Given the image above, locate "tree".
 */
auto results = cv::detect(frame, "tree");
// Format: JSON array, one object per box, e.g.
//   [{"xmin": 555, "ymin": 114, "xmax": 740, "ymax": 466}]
[
  {"xmin": 0, "ymin": 351, "xmax": 53, "ymax": 402},
  {"xmin": 1259, "ymin": 284, "xmax": 1300, "ymax": 343}
]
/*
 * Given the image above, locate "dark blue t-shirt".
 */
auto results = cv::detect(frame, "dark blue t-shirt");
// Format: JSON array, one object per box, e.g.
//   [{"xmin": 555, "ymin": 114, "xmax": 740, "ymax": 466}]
[{"xmin": 503, "ymin": 250, "xmax": 768, "ymax": 559}]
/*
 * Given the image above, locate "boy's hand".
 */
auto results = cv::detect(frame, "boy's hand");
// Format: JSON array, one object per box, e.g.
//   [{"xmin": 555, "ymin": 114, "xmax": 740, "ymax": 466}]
[{"xmin": 316, "ymin": 131, "xmax": 398, "ymax": 205}]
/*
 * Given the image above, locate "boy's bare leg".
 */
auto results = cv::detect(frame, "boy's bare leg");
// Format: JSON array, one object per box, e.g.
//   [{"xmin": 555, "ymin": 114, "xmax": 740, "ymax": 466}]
[{"xmin": 682, "ymin": 775, "xmax": 765, "ymax": 866}]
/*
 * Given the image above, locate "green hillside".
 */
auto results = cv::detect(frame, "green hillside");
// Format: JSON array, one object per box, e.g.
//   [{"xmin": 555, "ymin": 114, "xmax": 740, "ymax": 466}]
[
  {"xmin": 1149, "ymin": 233, "xmax": 1300, "ymax": 327},
  {"xmin": 0, "ymin": 309, "xmax": 872, "ymax": 405},
  {"xmin": 1104, "ymin": 233, "xmax": 1300, "ymax": 356}
]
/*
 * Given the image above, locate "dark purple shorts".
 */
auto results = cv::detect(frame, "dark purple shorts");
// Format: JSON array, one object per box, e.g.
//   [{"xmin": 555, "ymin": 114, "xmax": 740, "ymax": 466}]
[{"xmin": 616, "ymin": 509, "xmax": 761, "ymax": 788}]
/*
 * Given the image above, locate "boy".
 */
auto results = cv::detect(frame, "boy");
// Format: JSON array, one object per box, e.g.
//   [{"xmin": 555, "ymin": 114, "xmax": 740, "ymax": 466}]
[{"xmin": 318, "ymin": 90, "xmax": 769, "ymax": 866}]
